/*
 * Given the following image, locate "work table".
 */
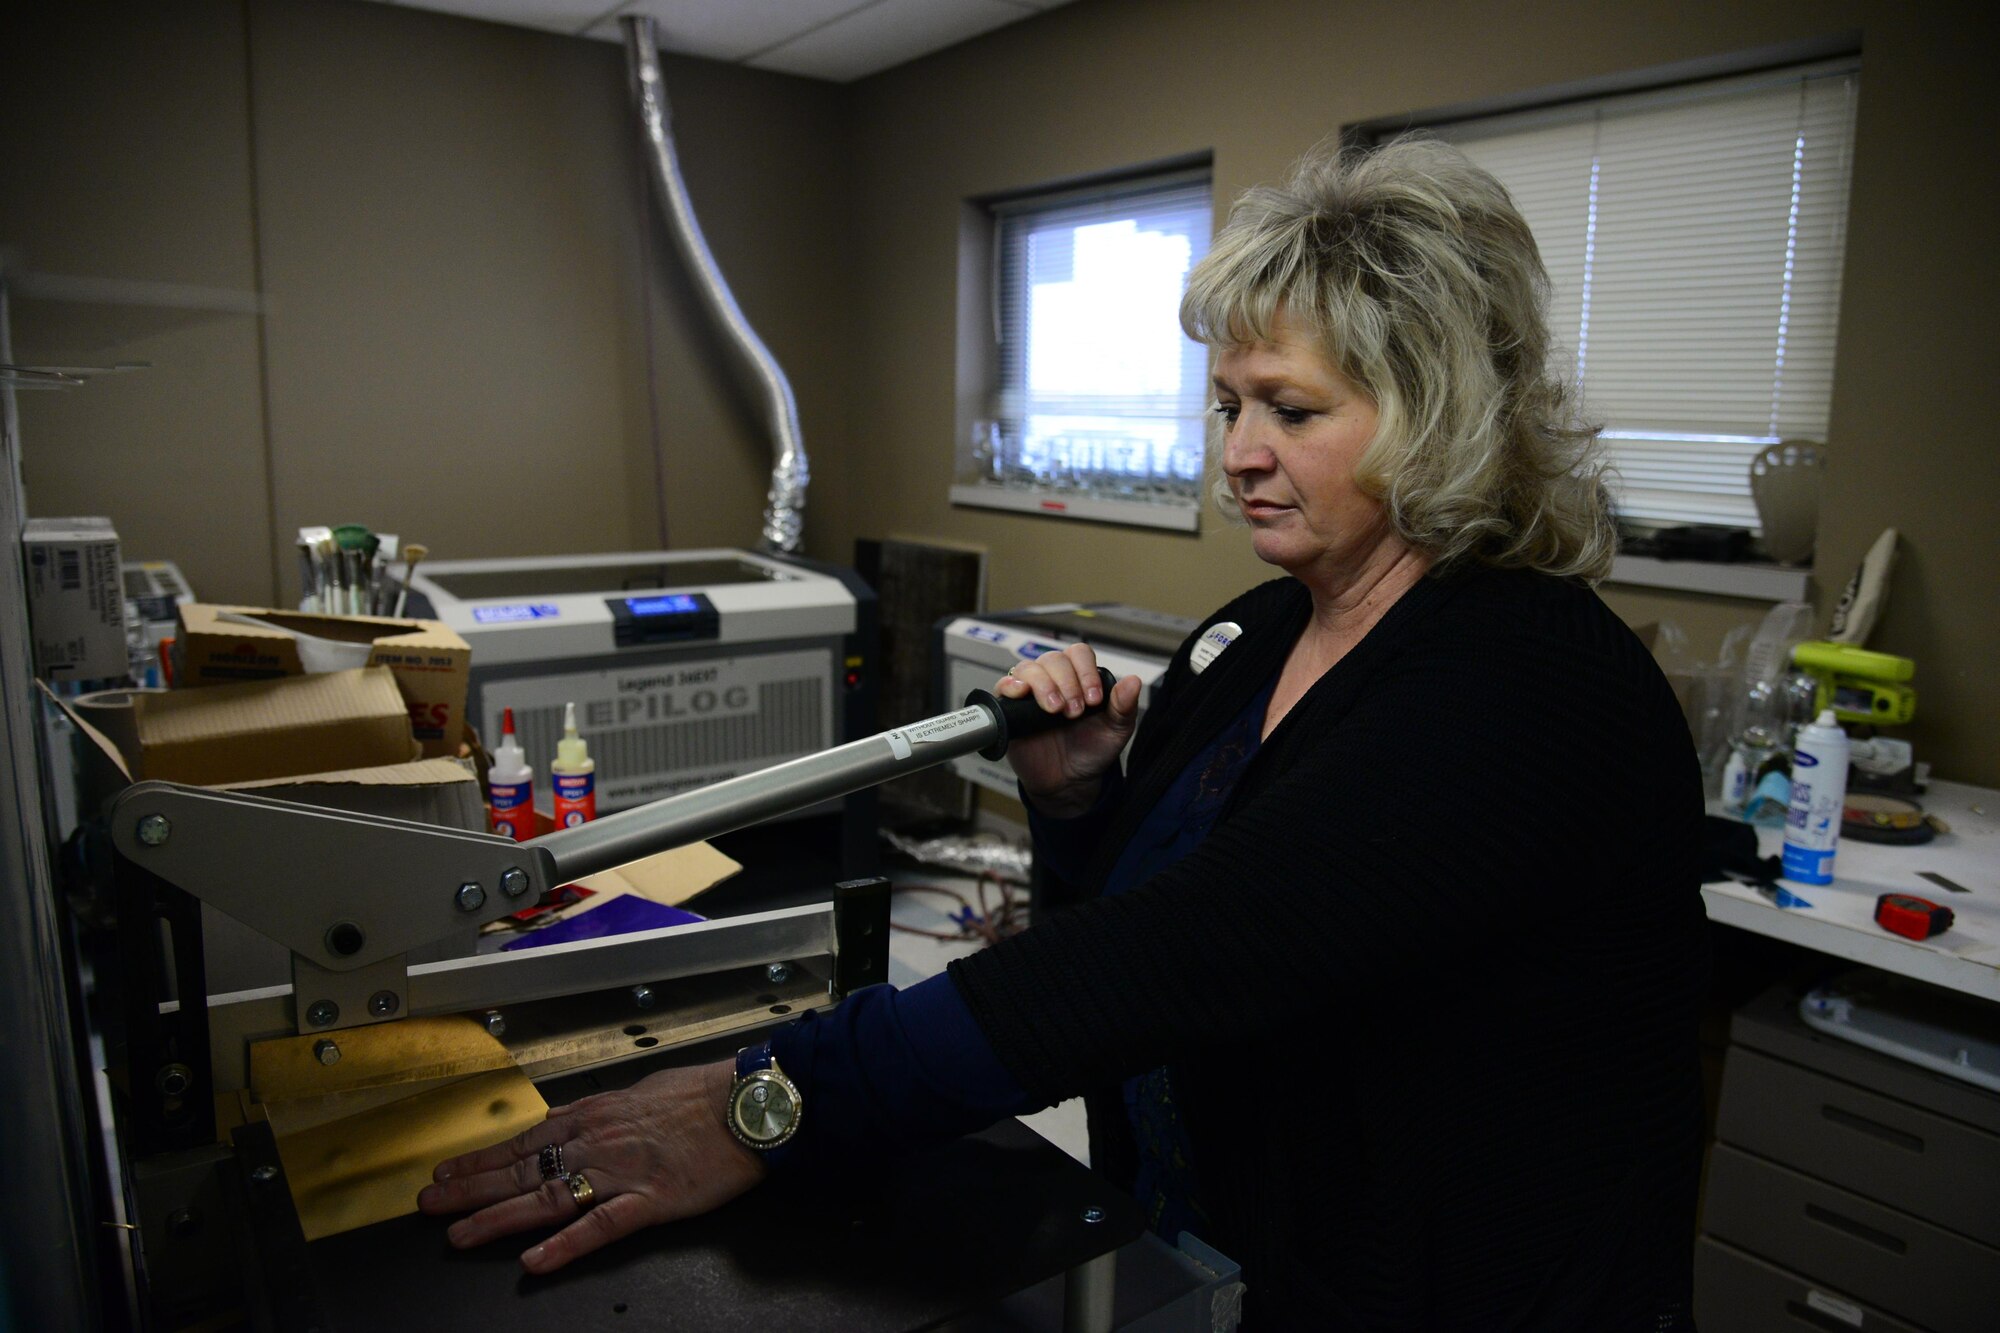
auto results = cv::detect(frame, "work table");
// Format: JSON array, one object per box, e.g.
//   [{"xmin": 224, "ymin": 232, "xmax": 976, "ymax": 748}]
[{"xmin": 1701, "ymin": 780, "xmax": 2000, "ymax": 1003}]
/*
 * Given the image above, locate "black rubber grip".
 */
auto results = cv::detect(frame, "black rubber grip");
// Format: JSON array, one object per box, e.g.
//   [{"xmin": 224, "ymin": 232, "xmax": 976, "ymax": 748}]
[{"xmin": 965, "ymin": 667, "xmax": 1119, "ymax": 761}]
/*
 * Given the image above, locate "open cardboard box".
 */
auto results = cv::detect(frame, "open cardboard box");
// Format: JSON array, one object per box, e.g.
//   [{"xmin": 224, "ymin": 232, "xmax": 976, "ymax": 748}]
[
  {"xmin": 174, "ymin": 604, "xmax": 470, "ymax": 758},
  {"xmin": 132, "ymin": 667, "xmax": 418, "ymax": 785}
]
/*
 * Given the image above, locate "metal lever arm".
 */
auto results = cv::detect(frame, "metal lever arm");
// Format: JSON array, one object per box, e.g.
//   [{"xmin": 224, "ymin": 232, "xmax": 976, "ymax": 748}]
[
  {"xmin": 106, "ymin": 671, "xmax": 1114, "ymax": 957},
  {"xmin": 531, "ymin": 669, "xmax": 1119, "ymax": 882}
]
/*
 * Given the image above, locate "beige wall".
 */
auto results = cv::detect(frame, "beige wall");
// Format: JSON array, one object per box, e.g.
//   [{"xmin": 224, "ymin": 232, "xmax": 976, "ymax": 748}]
[
  {"xmin": 4, "ymin": 0, "xmax": 852, "ymax": 607},
  {"xmin": 3, "ymin": 6, "xmax": 272, "ymax": 606},
  {"xmin": 5, "ymin": 0, "xmax": 1993, "ymax": 782},
  {"xmin": 829, "ymin": 0, "xmax": 1999, "ymax": 785}
]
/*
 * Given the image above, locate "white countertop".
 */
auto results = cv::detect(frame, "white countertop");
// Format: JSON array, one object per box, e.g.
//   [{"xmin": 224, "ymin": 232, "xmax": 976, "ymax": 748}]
[{"xmin": 1702, "ymin": 779, "xmax": 2000, "ymax": 1003}]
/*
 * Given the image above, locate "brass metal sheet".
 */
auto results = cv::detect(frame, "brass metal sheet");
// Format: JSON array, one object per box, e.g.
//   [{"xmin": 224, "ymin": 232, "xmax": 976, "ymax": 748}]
[
  {"xmin": 267, "ymin": 1065, "xmax": 545, "ymax": 1242},
  {"xmin": 254, "ymin": 1014, "xmax": 545, "ymax": 1241}
]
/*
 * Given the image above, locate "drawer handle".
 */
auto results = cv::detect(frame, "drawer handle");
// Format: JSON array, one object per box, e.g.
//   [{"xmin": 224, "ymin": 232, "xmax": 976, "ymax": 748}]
[
  {"xmin": 1821, "ymin": 1104, "xmax": 1924, "ymax": 1153},
  {"xmin": 1784, "ymin": 1300, "xmax": 1864, "ymax": 1331},
  {"xmin": 1804, "ymin": 1203, "xmax": 1908, "ymax": 1255}
]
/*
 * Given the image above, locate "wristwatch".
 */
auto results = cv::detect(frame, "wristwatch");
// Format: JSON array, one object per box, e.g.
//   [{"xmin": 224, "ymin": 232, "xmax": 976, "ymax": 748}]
[{"xmin": 727, "ymin": 1043, "xmax": 802, "ymax": 1151}]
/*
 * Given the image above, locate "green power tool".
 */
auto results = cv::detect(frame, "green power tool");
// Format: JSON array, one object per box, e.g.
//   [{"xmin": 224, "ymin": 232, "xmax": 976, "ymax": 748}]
[{"xmin": 1791, "ymin": 640, "xmax": 1916, "ymax": 726}]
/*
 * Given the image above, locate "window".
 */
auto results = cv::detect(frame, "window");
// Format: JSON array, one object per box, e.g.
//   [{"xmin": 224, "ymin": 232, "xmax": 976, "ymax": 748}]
[
  {"xmin": 953, "ymin": 168, "xmax": 1213, "ymax": 531},
  {"xmin": 1424, "ymin": 60, "xmax": 1860, "ymax": 535}
]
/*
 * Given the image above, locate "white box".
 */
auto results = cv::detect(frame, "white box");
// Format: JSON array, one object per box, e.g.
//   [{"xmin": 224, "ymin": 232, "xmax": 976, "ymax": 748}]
[
  {"xmin": 935, "ymin": 603, "xmax": 1191, "ymax": 797},
  {"xmin": 23, "ymin": 517, "xmax": 127, "ymax": 682}
]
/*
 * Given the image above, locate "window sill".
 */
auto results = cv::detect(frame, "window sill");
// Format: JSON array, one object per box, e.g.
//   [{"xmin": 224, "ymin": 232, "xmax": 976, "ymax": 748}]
[
  {"xmin": 949, "ymin": 485, "xmax": 1200, "ymax": 533},
  {"xmin": 1607, "ymin": 554, "xmax": 1810, "ymax": 602}
]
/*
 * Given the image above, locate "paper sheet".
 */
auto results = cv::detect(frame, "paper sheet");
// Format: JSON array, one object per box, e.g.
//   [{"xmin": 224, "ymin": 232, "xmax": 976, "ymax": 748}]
[{"xmin": 253, "ymin": 1016, "xmax": 546, "ymax": 1241}]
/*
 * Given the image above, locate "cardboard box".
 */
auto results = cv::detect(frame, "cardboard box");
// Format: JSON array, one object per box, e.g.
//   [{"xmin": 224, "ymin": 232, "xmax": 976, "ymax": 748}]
[
  {"xmin": 134, "ymin": 667, "xmax": 417, "ymax": 786},
  {"xmin": 221, "ymin": 757, "xmax": 486, "ymax": 828},
  {"xmin": 23, "ymin": 516, "xmax": 127, "ymax": 681},
  {"xmin": 175, "ymin": 605, "xmax": 470, "ymax": 758}
]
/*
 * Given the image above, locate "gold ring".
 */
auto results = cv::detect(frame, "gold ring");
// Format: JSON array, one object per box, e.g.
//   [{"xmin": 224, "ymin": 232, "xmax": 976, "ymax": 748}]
[{"xmin": 567, "ymin": 1172, "xmax": 596, "ymax": 1209}]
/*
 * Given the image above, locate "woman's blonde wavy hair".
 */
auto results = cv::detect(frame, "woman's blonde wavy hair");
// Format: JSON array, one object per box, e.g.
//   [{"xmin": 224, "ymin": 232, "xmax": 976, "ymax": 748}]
[{"xmin": 1181, "ymin": 136, "xmax": 1615, "ymax": 581}]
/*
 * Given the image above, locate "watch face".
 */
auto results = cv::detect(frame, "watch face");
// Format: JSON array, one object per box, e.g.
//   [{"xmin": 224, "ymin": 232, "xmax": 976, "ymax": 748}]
[{"xmin": 732, "ymin": 1072, "xmax": 798, "ymax": 1145}]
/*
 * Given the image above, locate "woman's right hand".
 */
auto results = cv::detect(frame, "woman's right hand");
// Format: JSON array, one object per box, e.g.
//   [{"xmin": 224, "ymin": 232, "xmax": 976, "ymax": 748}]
[{"xmin": 995, "ymin": 643, "xmax": 1142, "ymax": 818}]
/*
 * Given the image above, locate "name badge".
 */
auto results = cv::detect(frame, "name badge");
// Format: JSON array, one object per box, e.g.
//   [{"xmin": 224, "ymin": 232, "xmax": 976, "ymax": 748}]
[{"xmin": 1189, "ymin": 621, "xmax": 1241, "ymax": 674}]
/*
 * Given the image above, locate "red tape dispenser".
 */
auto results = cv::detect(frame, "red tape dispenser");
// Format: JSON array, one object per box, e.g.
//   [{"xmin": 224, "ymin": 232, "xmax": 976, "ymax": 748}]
[{"xmin": 1874, "ymin": 893, "xmax": 1953, "ymax": 941}]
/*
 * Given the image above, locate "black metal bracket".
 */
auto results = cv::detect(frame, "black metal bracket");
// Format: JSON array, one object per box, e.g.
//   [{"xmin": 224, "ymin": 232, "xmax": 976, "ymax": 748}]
[
  {"xmin": 112, "ymin": 851, "xmax": 215, "ymax": 1156},
  {"xmin": 831, "ymin": 876, "xmax": 890, "ymax": 997}
]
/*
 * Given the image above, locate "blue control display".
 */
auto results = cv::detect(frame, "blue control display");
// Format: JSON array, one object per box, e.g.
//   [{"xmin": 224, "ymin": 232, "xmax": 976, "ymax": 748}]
[
  {"xmin": 609, "ymin": 591, "xmax": 718, "ymax": 646},
  {"xmin": 625, "ymin": 594, "xmax": 703, "ymax": 617}
]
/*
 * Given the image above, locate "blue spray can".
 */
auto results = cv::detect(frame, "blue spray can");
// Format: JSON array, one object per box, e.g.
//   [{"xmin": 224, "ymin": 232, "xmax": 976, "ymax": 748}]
[{"xmin": 1781, "ymin": 709, "xmax": 1849, "ymax": 884}]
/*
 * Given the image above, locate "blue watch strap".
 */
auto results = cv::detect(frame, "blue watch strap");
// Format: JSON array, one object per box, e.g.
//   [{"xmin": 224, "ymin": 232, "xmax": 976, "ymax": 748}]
[{"xmin": 736, "ymin": 1041, "xmax": 774, "ymax": 1079}]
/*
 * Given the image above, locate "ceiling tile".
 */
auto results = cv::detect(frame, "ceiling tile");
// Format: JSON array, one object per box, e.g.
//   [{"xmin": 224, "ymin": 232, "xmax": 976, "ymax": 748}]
[
  {"xmin": 370, "ymin": 0, "xmax": 1082, "ymax": 79},
  {"xmin": 749, "ymin": 0, "xmax": 1033, "ymax": 82},
  {"xmin": 583, "ymin": 0, "xmax": 881, "ymax": 62},
  {"xmin": 370, "ymin": 0, "xmax": 619, "ymax": 36}
]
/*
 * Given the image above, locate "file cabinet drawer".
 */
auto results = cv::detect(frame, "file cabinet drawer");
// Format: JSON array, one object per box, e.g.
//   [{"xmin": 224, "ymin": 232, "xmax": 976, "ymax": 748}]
[
  {"xmin": 1716, "ymin": 1047, "xmax": 2000, "ymax": 1246},
  {"xmin": 1695, "ymin": 1236, "xmax": 1922, "ymax": 1333},
  {"xmin": 1704, "ymin": 1144, "xmax": 2000, "ymax": 1333}
]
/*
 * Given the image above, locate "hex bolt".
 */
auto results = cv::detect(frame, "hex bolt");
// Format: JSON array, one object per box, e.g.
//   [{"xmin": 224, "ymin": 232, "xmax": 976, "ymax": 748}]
[
  {"xmin": 155, "ymin": 1063, "xmax": 192, "ymax": 1098},
  {"xmin": 631, "ymin": 985, "xmax": 655, "ymax": 1010},
  {"xmin": 367, "ymin": 990, "xmax": 399, "ymax": 1018},
  {"xmin": 167, "ymin": 1207, "xmax": 202, "ymax": 1239},
  {"xmin": 1080, "ymin": 1206, "xmax": 1105, "ymax": 1224},
  {"xmin": 250, "ymin": 1165, "xmax": 277, "ymax": 1184},
  {"xmin": 499, "ymin": 867, "xmax": 531, "ymax": 899},
  {"xmin": 313, "ymin": 1039, "xmax": 341, "ymax": 1067},
  {"xmin": 136, "ymin": 813, "xmax": 171, "ymax": 847},
  {"xmin": 765, "ymin": 962, "xmax": 793, "ymax": 986},
  {"xmin": 306, "ymin": 1000, "xmax": 339, "ymax": 1028},
  {"xmin": 482, "ymin": 1011, "xmax": 507, "ymax": 1039},
  {"xmin": 456, "ymin": 881, "xmax": 487, "ymax": 913}
]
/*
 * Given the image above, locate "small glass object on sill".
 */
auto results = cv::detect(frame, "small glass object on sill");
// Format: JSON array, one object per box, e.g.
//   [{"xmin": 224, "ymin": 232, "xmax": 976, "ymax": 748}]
[
  {"xmin": 954, "ymin": 418, "xmax": 1207, "ymax": 525},
  {"xmin": 962, "ymin": 418, "xmax": 1005, "ymax": 488}
]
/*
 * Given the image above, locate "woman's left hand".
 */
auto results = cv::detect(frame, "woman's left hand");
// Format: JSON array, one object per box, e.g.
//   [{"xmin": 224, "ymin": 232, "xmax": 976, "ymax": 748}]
[{"xmin": 417, "ymin": 1059, "xmax": 766, "ymax": 1274}]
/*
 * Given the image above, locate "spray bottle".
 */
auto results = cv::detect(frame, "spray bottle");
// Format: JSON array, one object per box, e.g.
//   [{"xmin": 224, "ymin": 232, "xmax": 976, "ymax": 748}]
[
  {"xmin": 1781, "ymin": 709, "xmax": 1850, "ymax": 885},
  {"xmin": 549, "ymin": 701, "xmax": 596, "ymax": 828},
  {"xmin": 488, "ymin": 707, "xmax": 536, "ymax": 842}
]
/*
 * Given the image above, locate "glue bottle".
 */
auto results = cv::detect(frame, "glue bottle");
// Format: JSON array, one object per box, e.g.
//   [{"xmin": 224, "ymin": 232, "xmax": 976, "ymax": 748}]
[
  {"xmin": 488, "ymin": 707, "xmax": 536, "ymax": 841},
  {"xmin": 1781, "ymin": 709, "xmax": 1850, "ymax": 885},
  {"xmin": 549, "ymin": 701, "xmax": 596, "ymax": 828}
]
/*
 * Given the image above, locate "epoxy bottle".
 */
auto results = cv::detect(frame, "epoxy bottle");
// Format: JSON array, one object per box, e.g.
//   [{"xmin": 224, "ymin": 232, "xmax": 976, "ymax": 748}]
[
  {"xmin": 488, "ymin": 707, "xmax": 536, "ymax": 842},
  {"xmin": 1781, "ymin": 709, "xmax": 1850, "ymax": 884},
  {"xmin": 550, "ymin": 701, "xmax": 596, "ymax": 828}
]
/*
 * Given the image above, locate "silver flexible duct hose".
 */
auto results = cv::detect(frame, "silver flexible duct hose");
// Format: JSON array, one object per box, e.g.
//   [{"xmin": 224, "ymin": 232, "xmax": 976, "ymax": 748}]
[{"xmin": 621, "ymin": 15, "xmax": 807, "ymax": 553}]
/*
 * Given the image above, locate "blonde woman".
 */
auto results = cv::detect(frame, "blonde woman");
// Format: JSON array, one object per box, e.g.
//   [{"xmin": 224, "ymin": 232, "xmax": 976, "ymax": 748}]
[{"xmin": 426, "ymin": 139, "xmax": 1705, "ymax": 1331}]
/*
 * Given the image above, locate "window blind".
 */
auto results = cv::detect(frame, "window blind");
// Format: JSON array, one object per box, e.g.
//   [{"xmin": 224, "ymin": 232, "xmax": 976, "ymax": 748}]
[
  {"xmin": 1438, "ymin": 63, "xmax": 1859, "ymax": 529},
  {"xmin": 974, "ymin": 172, "xmax": 1212, "ymax": 517}
]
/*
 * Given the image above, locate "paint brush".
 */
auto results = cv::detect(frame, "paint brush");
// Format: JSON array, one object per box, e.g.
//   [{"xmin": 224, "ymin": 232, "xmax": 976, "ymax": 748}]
[{"xmin": 394, "ymin": 543, "xmax": 428, "ymax": 618}]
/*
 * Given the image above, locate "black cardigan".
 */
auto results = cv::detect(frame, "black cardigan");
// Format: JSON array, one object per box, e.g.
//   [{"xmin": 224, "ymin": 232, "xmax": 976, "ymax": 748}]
[{"xmin": 950, "ymin": 566, "xmax": 1708, "ymax": 1330}]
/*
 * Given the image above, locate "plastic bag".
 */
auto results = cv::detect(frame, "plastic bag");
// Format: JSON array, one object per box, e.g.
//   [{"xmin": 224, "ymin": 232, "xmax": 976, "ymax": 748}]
[{"xmin": 1652, "ymin": 600, "xmax": 1816, "ymax": 796}]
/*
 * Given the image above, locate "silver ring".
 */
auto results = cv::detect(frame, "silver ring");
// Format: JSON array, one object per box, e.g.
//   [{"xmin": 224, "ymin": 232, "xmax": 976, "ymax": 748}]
[{"xmin": 538, "ymin": 1142, "xmax": 567, "ymax": 1181}]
